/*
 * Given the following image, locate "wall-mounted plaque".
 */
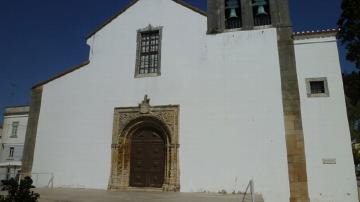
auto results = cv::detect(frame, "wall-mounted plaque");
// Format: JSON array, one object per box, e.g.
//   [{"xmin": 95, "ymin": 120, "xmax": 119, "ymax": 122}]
[{"xmin": 322, "ymin": 158, "xmax": 336, "ymax": 164}]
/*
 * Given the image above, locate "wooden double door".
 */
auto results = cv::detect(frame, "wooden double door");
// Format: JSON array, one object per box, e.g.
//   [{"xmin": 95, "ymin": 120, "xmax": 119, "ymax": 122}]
[{"xmin": 130, "ymin": 129, "xmax": 165, "ymax": 188}]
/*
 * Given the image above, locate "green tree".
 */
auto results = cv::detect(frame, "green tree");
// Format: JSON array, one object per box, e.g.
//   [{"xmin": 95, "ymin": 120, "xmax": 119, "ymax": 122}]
[
  {"xmin": 343, "ymin": 73, "xmax": 360, "ymax": 140},
  {"xmin": 0, "ymin": 177, "xmax": 40, "ymax": 202},
  {"xmin": 343, "ymin": 71, "xmax": 360, "ymax": 106},
  {"xmin": 338, "ymin": 0, "xmax": 360, "ymax": 69},
  {"xmin": 343, "ymin": 72, "xmax": 360, "ymax": 166},
  {"xmin": 345, "ymin": 97, "xmax": 360, "ymax": 139}
]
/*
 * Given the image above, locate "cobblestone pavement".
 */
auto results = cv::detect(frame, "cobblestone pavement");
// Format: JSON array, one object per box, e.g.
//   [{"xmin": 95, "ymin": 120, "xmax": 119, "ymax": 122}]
[{"xmin": 36, "ymin": 188, "xmax": 261, "ymax": 202}]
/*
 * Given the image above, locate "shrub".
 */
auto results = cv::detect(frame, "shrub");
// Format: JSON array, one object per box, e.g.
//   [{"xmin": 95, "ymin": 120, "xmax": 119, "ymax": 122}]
[{"xmin": 0, "ymin": 176, "xmax": 40, "ymax": 202}]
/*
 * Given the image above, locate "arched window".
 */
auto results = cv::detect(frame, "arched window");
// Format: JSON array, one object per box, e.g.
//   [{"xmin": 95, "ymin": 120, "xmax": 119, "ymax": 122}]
[
  {"xmin": 252, "ymin": 0, "xmax": 271, "ymax": 26},
  {"xmin": 225, "ymin": 0, "xmax": 242, "ymax": 29}
]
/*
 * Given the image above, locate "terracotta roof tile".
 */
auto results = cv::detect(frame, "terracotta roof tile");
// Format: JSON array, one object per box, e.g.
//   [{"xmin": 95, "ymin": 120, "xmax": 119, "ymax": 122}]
[{"xmin": 293, "ymin": 28, "xmax": 339, "ymax": 39}]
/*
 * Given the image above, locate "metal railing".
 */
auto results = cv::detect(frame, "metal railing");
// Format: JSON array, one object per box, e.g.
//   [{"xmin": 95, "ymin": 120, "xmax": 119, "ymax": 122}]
[
  {"xmin": 0, "ymin": 172, "xmax": 53, "ymax": 199},
  {"xmin": 0, "ymin": 172, "xmax": 54, "ymax": 188},
  {"xmin": 241, "ymin": 179, "xmax": 255, "ymax": 202},
  {"xmin": 19, "ymin": 172, "xmax": 54, "ymax": 188}
]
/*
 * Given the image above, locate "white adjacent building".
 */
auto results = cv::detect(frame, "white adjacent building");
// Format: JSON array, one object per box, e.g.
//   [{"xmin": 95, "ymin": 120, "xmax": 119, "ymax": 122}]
[
  {"xmin": 21, "ymin": 0, "xmax": 358, "ymax": 201},
  {"xmin": 0, "ymin": 106, "xmax": 29, "ymax": 180}
]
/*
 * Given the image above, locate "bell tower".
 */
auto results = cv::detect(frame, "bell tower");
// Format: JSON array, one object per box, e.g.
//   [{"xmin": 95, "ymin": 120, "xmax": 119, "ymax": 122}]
[
  {"xmin": 207, "ymin": 1, "xmax": 310, "ymax": 202},
  {"xmin": 207, "ymin": 0, "xmax": 291, "ymax": 34}
]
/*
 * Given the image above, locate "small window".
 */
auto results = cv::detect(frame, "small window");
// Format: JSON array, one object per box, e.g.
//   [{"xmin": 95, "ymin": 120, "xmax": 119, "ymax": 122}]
[
  {"xmin": 135, "ymin": 25, "xmax": 162, "ymax": 78},
  {"xmin": 310, "ymin": 81, "xmax": 325, "ymax": 94},
  {"xmin": 9, "ymin": 147, "xmax": 14, "ymax": 158},
  {"xmin": 225, "ymin": 0, "xmax": 242, "ymax": 29},
  {"xmin": 10, "ymin": 122, "xmax": 19, "ymax": 138},
  {"xmin": 306, "ymin": 78, "xmax": 329, "ymax": 97}
]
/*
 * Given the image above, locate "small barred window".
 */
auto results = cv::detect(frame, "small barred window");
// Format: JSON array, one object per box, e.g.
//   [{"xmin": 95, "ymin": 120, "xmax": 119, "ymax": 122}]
[
  {"xmin": 306, "ymin": 77, "xmax": 329, "ymax": 97},
  {"xmin": 135, "ymin": 26, "xmax": 162, "ymax": 78},
  {"xmin": 310, "ymin": 81, "xmax": 325, "ymax": 94}
]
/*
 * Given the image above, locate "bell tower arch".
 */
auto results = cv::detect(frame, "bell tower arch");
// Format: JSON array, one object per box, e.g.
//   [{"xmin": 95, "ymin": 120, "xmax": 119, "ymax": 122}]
[{"xmin": 207, "ymin": 0, "xmax": 291, "ymax": 34}]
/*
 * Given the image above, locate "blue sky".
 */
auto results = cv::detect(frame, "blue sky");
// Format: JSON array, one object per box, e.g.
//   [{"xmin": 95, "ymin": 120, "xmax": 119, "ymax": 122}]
[{"xmin": 0, "ymin": 0, "xmax": 356, "ymax": 123}]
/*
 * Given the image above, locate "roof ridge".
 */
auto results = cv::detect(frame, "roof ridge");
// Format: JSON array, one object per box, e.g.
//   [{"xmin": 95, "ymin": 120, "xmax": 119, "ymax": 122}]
[
  {"xmin": 32, "ymin": 1, "xmax": 207, "ymax": 90},
  {"xmin": 32, "ymin": 61, "xmax": 90, "ymax": 89},
  {"xmin": 86, "ymin": 0, "xmax": 206, "ymax": 39}
]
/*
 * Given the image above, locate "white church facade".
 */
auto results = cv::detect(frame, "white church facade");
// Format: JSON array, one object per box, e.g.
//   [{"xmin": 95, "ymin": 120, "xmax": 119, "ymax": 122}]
[{"xmin": 21, "ymin": 0, "xmax": 358, "ymax": 201}]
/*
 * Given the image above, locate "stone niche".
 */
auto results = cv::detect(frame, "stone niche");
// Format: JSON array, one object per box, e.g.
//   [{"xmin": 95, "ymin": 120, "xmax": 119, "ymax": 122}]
[{"xmin": 109, "ymin": 96, "xmax": 180, "ymax": 191}]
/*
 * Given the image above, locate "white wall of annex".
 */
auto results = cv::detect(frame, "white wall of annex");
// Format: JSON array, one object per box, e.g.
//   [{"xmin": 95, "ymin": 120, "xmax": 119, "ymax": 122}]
[
  {"xmin": 295, "ymin": 37, "xmax": 358, "ymax": 202},
  {"xmin": 32, "ymin": 0, "xmax": 290, "ymax": 201}
]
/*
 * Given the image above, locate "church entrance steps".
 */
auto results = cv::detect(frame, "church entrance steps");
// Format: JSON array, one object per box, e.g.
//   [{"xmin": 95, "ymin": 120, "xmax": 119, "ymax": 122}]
[{"xmin": 35, "ymin": 188, "xmax": 264, "ymax": 202}]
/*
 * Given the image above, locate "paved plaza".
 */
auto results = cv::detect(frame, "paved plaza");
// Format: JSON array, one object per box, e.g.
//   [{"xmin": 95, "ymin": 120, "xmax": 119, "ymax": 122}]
[{"xmin": 36, "ymin": 188, "xmax": 263, "ymax": 202}]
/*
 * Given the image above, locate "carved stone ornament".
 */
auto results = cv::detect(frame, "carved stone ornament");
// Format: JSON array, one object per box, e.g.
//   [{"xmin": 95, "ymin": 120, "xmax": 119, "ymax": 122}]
[
  {"xmin": 139, "ymin": 95, "xmax": 151, "ymax": 114},
  {"xmin": 109, "ymin": 96, "xmax": 180, "ymax": 192}
]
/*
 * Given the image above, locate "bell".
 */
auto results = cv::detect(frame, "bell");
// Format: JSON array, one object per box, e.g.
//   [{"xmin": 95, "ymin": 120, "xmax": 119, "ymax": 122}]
[
  {"xmin": 253, "ymin": 0, "xmax": 268, "ymax": 16},
  {"xmin": 256, "ymin": 6, "xmax": 267, "ymax": 15},
  {"xmin": 226, "ymin": 0, "xmax": 239, "ymax": 18}
]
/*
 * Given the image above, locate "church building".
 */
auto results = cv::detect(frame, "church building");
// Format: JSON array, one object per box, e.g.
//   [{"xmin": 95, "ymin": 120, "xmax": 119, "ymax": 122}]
[{"xmin": 21, "ymin": 0, "xmax": 358, "ymax": 201}]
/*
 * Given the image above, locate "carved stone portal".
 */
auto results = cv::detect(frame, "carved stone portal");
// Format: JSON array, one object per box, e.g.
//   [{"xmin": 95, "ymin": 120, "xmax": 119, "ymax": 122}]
[{"xmin": 109, "ymin": 96, "xmax": 180, "ymax": 191}]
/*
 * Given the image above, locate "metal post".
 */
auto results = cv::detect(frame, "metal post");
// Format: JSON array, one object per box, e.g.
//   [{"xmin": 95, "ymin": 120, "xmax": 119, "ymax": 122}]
[
  {"xmin": 250, "ymin": 179, "xmax": 255, "ymax": 202},
  {"xmin": 48, "ymin": 173, "xmax": 54, "ymax": 188},
  {"xmin": 18, "ymin": 173, "xmax": 21, "ymax": 185},
  {"xmin": 36, "ymin": 174, "xmax": 39, "ymax": 186}
]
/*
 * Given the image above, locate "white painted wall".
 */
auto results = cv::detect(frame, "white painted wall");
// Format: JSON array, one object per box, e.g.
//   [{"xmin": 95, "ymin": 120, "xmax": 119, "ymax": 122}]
[
  {"xmin": 30, "ymin": 0, "xmax": 357, "ymax": 202},
  {"xmin": 295, "ymin": 37, "xmax": 358, "ymax": 202},
  {"xmin": 32, "ymin": 0, "xmax": 290, "ymax": 201}
]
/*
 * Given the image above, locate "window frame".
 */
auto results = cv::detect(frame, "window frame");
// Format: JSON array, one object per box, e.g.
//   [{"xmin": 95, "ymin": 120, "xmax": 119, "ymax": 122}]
[
  {"xmin": 135, "ymin": 25, "xmax": 163, "ymax": 78},
  {"xmin": 305, "ymin": 77, "xmax": 330, "ymax": 98},
  {"xmin": 9, "ymin": 147, "xmax": 14, "ymax": 158},
  {"xmin": 10, "ymin": 122, "xmax": 19, "ymax": 138}
]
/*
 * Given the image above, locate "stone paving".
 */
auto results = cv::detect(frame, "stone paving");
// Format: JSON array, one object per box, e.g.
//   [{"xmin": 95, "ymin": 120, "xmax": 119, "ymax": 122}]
[
  {"xmin": 36, "ymin": 188, "xmax": 263, "ymax": 202},
  {"xmin": 32, "ymin": 186, "xmax": 360, "ymax": 202}
]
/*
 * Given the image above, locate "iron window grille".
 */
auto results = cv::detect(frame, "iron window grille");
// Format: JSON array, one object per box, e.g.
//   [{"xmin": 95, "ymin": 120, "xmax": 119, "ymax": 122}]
[
  {"xmin": 310, "ymin": 81, "xmax": 325, "ymax": 94},
  {"xmin": 306, "ymin": 77, "xmax": 330, "ymax": 97},
  {"xmin": 135, "ymin": 25, "xmax": 162, "ymax": 78}
]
